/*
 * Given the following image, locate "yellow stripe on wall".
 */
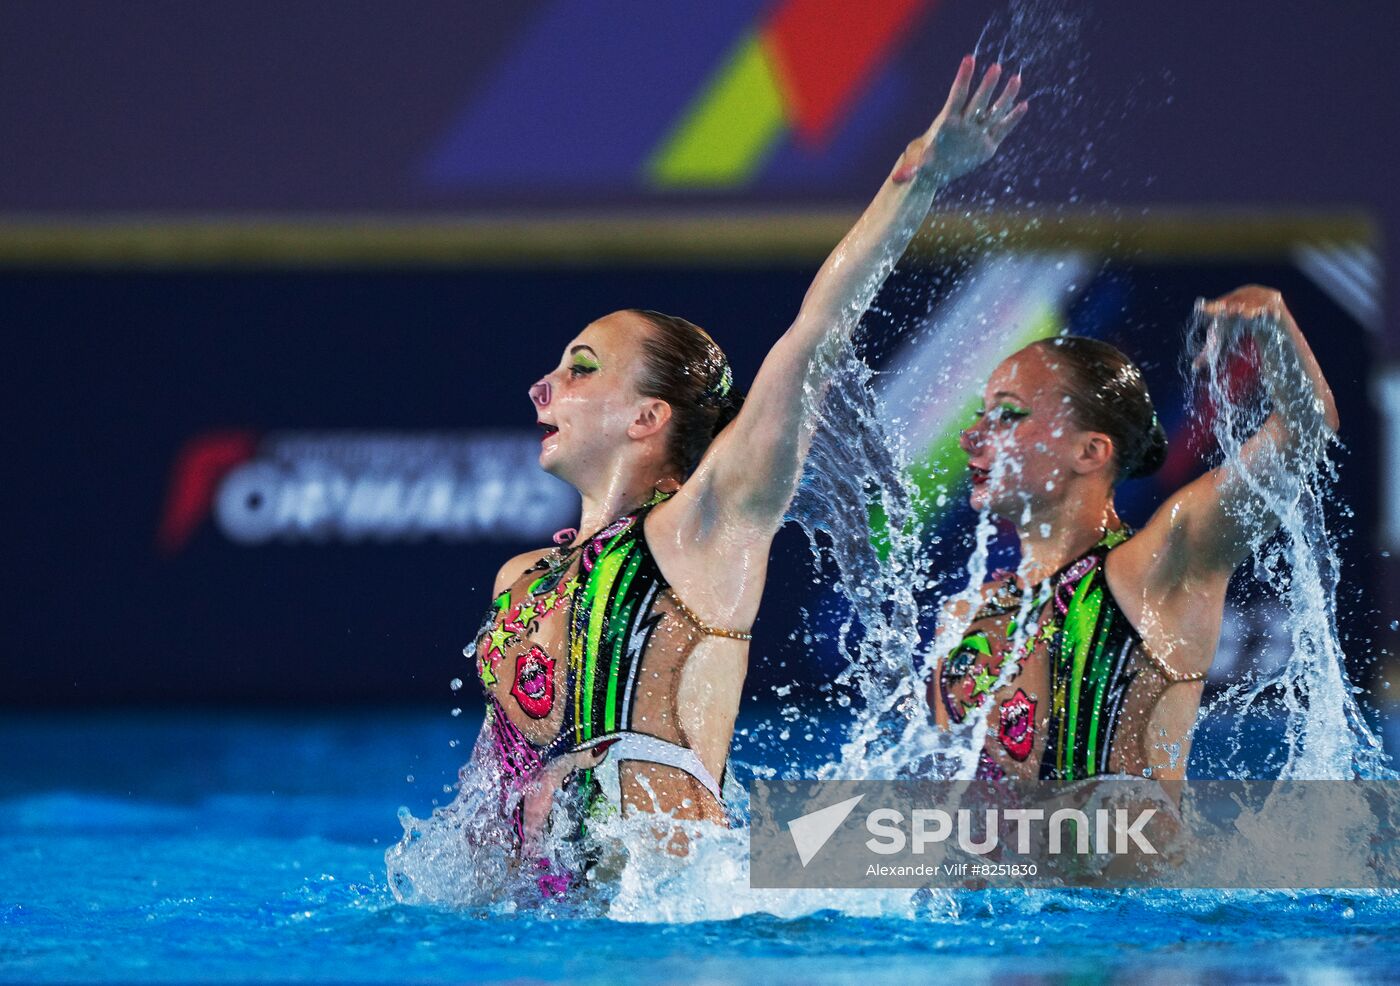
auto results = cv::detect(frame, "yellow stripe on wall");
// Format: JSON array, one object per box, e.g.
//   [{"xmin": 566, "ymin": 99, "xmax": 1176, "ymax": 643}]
[
  {"xmin": 646, "ymin": 33, "xmax": 788, "ymax": 188},
  {"xmin": 0, "ymin": 212, "xmax": 1373, "ymax": 268}
]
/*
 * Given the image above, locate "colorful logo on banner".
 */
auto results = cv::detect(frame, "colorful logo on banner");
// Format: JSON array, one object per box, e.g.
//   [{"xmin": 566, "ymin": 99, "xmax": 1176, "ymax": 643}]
[
  {"xmin": 157, "ymin": 431, "xmax": 575, "ymax": 556},
  {"xmin": 422, "ymin": 0, "xmax": 933, "ymax": 192}
]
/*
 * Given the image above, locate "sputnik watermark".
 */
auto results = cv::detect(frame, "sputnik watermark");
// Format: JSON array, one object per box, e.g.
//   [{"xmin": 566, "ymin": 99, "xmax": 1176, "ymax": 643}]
[
  {"xmin": 751, "ymin": 779, "xmax": 1400, "ymax": 889},
  {"xmin": 862, "ymin": 806, "xmax": 1158, "ymax": 856},
  {"xmin": 786, "ymin": 799, "xmax": 1156, "ymax": 869},
  {"xmin": 788, "ymin": 794, "xmax": 865, "ymax": 866}
]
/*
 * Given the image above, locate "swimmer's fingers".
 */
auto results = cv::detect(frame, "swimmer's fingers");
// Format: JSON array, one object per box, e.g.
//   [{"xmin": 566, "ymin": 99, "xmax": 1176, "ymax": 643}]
[
  {"xmin": 1197, "ymin": 285, "xmax": 1287, "ymax": 324},
  {"xmin": 1191, "ymin": 314, "xmax": 1250, "ymax": 372},
  {"xmin": 988, "ymin": 72, "xmax": 1022, "ymax": 120},
  {"xmin": 1194, "ymin": 304, "xmax": 1241, "ymax": 366},
  {"xmin": 988, "ymin": 99, "xmax": 1030, "ymax": 143},
  {"xmin": 899, "ymin": 58, "xmax": 1023, "ymax": 184},
  {"xmin": 1198, "ymin": 305, "xmax": 1283, "ymax": 361},
  {"xmin": 1190, "ymin": 314, "xmax": 1227, "ymax": 372},
  {"xmin": 940, "ymin": 54, "xmax": 977, "ymax": 119},
  {"xmin": 962, "ymin": 62, "xmax": 1004, "ymax": 121}
]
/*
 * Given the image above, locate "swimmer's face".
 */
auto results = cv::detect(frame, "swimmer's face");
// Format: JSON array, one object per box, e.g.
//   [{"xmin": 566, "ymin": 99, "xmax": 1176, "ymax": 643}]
[
  {"xmin": 959, "ymin": 345, "xmax": 1100, "ymax": 519},
  {"xmin": 529, "ymin": 311, "xmax": 666, "ymax": 484}
]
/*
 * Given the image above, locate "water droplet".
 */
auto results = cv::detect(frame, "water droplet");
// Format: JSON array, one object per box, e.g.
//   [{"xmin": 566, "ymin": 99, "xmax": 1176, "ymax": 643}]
[
  {"xmin": 449, "ymin": 677, "xmax": 463, "ymax": 691},
  {"xmin": 450, "ymin": 708, "xmax": 462, "ymax": 717}
]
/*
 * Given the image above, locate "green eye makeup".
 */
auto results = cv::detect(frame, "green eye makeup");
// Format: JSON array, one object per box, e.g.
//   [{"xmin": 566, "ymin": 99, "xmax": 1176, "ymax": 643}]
[{"xmin": 973, "ymin": 402, "xmax": 1031, "ymax": 425}]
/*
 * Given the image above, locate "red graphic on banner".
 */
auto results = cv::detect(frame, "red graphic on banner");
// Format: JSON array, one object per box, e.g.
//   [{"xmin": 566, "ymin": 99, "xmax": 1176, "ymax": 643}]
[
  {"xmin": 766, "ymin": 0, "xmax": 930, "ymax": 147},
  {"xmin": 157, "ymin": 430, "xmax": 258, "ymax": 556}
]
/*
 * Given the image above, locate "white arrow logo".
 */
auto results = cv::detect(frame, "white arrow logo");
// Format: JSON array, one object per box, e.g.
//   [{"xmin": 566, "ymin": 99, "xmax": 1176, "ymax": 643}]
[{"xmin": 787, "ymin": 794, "xmax": 865, "ymax": 867}]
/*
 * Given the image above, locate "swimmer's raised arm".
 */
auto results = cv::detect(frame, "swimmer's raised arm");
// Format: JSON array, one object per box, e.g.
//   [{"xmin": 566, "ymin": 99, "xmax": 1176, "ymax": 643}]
[
  {"xmin": 689, "ymin": 56, "xmax": 1029, "ymax": 529},
  {"xmin": 1116, "ymin": 286, "xmax": 1339, "ymax": 593}
]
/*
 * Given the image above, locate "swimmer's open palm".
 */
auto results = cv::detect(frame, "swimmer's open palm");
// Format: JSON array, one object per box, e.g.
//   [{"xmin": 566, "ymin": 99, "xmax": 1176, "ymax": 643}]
[{"xmin": 892, "ymin": 55, "xmax": 1029, "ymax": 185}]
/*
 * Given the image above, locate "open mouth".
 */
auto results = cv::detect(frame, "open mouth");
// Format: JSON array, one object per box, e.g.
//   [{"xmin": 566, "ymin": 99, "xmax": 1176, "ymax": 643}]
[
  {"xmin": 518, "ymin": 663, "xmax": 547, "ymax": 698},
  {"xmin": 510, "ymin": 647, "xmax": 555, "ymax": 719},
  {"xmin": 538, "ymin": 421, "xmax": 559, "ymax": 443},
  {"xmin": 969, "ymin": 464, "xmax": 990, "ymax": 486},
  {"xmin": 998, "ymin": 688, "xmax": 1036, "ymax": 761}
]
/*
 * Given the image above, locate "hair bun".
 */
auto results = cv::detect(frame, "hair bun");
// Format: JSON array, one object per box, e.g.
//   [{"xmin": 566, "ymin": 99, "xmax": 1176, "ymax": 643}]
[{"xmin": 1130, "ymin": 416, "xmax": 1168, "ymax": 479}]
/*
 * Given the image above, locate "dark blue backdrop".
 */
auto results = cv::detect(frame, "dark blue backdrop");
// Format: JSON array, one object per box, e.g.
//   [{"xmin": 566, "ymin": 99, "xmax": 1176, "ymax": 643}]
[{"xmin": 5, "ymin": 255, "xmax": 1382, "ymax": 709}]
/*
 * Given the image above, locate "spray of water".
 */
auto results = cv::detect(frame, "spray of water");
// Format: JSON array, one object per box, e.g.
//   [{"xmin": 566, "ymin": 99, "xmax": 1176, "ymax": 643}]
[
  {"xmin": 386, "ymin": 0, "xmax": 1392, "ymax": 916},
  {"xmin": 787, "ymin": 338, "xmax": 936, "ymax": 777},
  {"xmin": 1187, "ymin": 303, "xmax": 1392, "ymax": 780}
]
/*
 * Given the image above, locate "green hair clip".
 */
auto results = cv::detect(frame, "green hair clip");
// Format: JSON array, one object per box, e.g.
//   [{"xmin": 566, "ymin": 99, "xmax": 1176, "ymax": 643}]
[
  {"xmin": 699, "ymin": 358, "xmax": 733, "ymax": 407},
  {"xmin": 715, "ymin": 361, "xmax": 733, "ymax": 400}
]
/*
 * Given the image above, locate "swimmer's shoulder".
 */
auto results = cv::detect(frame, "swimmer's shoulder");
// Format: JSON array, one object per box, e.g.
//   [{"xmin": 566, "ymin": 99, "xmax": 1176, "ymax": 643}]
[{"xmin": 492, "ymin": 548, "xmax": 553, "ymax": 596}]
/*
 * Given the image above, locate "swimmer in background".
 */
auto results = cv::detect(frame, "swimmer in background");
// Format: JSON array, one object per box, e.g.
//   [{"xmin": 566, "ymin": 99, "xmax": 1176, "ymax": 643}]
[
  {"xmin": 468, "ymin": 56, "xmax": 1029, "ymax": 868},
  {"xmin": 930, "ymin": 287, "xmax": 1339, "ymax": 783}
]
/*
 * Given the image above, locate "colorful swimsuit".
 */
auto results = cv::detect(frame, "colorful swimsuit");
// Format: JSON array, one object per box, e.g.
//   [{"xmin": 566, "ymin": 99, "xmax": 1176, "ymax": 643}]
[
  {"xmin": 472, "ymin": 498, "xmax": 751, "ymax": 865},
  {"xmin": 938, "ymin": 529, "xmax": 1206, "ymax": 782}
]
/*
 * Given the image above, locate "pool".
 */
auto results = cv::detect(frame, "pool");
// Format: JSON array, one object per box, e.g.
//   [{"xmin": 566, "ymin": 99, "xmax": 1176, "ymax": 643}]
[{"xmin": 3, "ymin": 711, "xmax": 1397, "ymax": 984}]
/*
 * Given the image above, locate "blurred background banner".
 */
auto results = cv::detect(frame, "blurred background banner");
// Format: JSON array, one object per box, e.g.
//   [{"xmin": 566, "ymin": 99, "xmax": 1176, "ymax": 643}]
[
  {"xmin": 0, "ymin": 1, "xmax": 1396, "ymax": 226},
  {"xmin": 3, "ymin": 1, "xmax": 1396, "ymax": 717}
]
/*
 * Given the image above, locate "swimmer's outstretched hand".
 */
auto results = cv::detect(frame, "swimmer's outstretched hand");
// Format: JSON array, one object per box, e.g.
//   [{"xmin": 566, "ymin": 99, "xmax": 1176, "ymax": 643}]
[{"xmin": 891, "ymin": 55, "xmax": 1029, "ymax": 185}]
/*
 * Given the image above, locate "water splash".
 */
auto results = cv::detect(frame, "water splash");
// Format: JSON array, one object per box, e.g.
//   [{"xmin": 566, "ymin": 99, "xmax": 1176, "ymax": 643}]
[
  {"xmin": 783, "ymin": 251, "xmax": 1091, "ymax": 782},
  {"xmin": 787, "ymin": 339, "xmax": 934, "ymax": 777},
  {"xmin": 386, "ymin": 0, "xmax": 1392, "ymax": 917},
  {"xmin": 1187, "ymin": 303, "xmax": 1392, "ymax": 780}
]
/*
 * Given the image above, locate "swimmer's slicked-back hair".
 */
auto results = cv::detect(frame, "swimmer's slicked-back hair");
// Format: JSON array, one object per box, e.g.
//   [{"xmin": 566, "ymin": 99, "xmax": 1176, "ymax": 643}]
[
  {"xmin": 628, "ymin": 309, "xmax": 745, "ymax": 477},
  {"xmin": 1032, "ymin": 335, "xmax": 1167, "ymax": 483}
]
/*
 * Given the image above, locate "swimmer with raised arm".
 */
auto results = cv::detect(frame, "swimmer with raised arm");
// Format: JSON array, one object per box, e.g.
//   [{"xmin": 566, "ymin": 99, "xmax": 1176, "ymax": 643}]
[
  {"xmin": 466, "ymin": 57, "xmax": 1029, "ymax": 868},
  {"xmin": 931, "ymin": 287, "xmax": 1338, "ymax": 782}
]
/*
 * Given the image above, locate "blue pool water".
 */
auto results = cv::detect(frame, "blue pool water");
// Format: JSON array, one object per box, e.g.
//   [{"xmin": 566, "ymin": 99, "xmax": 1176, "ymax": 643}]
[{"xmin": 3, "ymin": 711, "xmax": 1398, "ymax": 985}]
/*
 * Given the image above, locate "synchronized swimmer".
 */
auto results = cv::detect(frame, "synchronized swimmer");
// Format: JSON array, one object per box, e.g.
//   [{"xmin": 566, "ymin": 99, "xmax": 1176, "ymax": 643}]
[
  {"xmin": 933, "ymin": 290, "xmax": 1336, "ymax": 783},
  {"xmin": 467, "ymin": 56, "xmax": 1024, "ymax": 877},
  {"xmin": 458, "ymin": 55, "xmax": 1337, "ymax": 886}
]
